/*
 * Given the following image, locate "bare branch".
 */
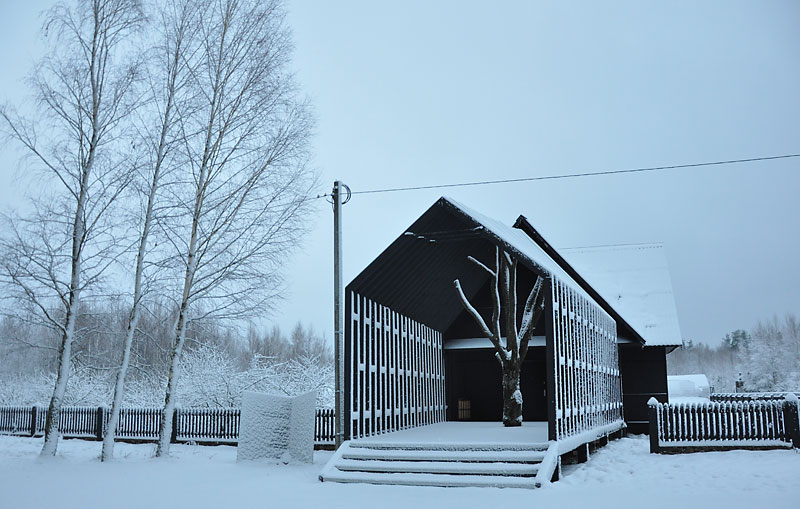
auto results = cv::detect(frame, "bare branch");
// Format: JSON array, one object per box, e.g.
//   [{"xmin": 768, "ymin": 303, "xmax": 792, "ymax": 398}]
[{"xmin": 467, "ymin": 255, "xmax": 495, "ymax": 277}]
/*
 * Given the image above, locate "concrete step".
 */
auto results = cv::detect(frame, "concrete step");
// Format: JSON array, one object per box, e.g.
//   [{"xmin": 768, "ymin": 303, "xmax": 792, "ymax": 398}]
[
  {"xmin": 342, "ymin": 447, "xmax": 546, "ymax": 463},
  {"xmin": 321, "ymin": 469, "xmax": 540, "ymax": 489},
  {"xmin": 336, "ymin": 458, "xmax": 540, "ymax": 476}
]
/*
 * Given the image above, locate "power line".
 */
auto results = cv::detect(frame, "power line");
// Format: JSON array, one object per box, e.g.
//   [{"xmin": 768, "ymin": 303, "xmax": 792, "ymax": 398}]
[{"xmin": 327, "ymin": 153, "xmax": 799, "ymax": 197}]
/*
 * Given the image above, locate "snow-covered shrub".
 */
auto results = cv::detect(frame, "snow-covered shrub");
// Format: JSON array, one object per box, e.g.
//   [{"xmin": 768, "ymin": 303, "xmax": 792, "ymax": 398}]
[{"xmin": 0, "ymin": 367, "xmax": 113, "ymax": 407}]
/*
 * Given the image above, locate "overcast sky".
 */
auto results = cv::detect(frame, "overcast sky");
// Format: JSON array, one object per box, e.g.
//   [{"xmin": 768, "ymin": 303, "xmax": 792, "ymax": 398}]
[{"xmin": 1, "ymin": 1, "xmax": 798, "ymax": 346}]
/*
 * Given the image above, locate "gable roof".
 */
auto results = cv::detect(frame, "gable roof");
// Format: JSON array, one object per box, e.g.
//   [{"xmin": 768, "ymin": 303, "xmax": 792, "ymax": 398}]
[
  {"xmin": 559, "ymin": 243, "xmax": 683, "ymax": 347},
  {"xmin": 346, "ymin": 197, "xmax": 648, "ymax": 345},
  {"xmin": 443, "ymin": 198, "xmax": 594, "ymax": 302}
]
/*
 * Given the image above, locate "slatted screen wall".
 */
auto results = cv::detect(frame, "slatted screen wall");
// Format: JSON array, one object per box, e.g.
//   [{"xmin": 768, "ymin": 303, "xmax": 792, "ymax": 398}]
[
  {"xmin": 348, "ymin": 292, "xmax": 446, "ymax": 439},
  {"xmin": 550, "ymin": 278, "xmax": 624, "ymax": 440}
]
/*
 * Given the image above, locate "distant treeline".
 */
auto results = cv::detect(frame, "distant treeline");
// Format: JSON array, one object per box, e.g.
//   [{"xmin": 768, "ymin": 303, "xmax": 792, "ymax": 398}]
[{"xmin": 668, "ymin": 313, "xmax": 800, "ymax": 393}]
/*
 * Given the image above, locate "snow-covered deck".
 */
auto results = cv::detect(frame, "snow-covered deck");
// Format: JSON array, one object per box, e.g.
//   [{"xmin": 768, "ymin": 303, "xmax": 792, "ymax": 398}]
[{"xmin": 351, "ymin": 421, "xmax": 550, "ymax": 449}]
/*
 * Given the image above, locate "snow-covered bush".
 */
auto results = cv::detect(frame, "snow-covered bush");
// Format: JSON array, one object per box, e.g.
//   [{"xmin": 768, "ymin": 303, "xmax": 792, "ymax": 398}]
[
  {"xmin": 176, "ymin": 345, "xmax": 333, "ymax": 408},
  {"xmin": 0, "ymin": 337, "xmax": 334, "ymax": 409},
  {"xmin": 0, "ymin": 367, "xmax": 113, "ymax": 407}
]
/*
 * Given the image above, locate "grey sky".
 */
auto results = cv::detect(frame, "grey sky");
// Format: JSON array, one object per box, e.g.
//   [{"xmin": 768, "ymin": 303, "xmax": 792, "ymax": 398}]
[{"xmin": 1, "ymin": 1, "xmax": 798, "ymax": 346}]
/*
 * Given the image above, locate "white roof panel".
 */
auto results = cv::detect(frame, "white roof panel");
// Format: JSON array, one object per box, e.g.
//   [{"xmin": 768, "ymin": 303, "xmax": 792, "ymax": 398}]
[{"xmin": 560, "ymin": 243, "xmax": 683, "ymax": 346}]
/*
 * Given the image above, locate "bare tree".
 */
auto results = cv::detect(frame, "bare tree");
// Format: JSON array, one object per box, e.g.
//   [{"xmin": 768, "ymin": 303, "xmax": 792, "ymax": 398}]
[
  {"xmin": 0, "ymin": 0, "xmax": 144, "ymax": 456},
  {"xmin": 454, "ymin": 247, "xmax": 546, "ymax": 426},
  {"xmin": 101, "ymin": 0, "xmax": 195, "ymax": 461},
  {"xmin": 154, "ymin": 0, "xmax": 314, "ymax": 457}
]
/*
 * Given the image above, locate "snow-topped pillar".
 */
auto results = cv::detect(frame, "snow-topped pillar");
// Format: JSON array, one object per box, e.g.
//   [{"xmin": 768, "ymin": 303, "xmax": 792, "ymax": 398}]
[
  {"xmin": 647, "ymin": 397, "xmax": 660, "ymax": 453},
  {"xmin": 784, "ymin": 393, "xmax": 800, "ymax": 449}
]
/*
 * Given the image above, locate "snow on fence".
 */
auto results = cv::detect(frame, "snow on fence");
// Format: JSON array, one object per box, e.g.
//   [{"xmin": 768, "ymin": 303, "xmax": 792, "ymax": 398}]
[
  {"xmin": 116, "ymin": 407, "xmax": 162, "ymax": 439},
  {"xmin": 0, "ymin": 406, "xmax": 38, "ymax": 436},
  {"xmin": 315, "ymin": 408, "xmax": 335, "ymax": 443},
  {"xmin": 647, "ymin": 396, "xmax": 800, "ymax": 453},
  {"xmin": 0, "ymin": 406, "xmax": 336, "ymax": 446},
  {"xmin": 178, "ymin": 407, "xmax": 240, "ymax": 443},
  {"xmin": 59, "ymin": 406, "xmax": 103, "ymax": 438},
  {"xmin": 710, "ymin": 392, "xmax": 800, "ymax": 403}
]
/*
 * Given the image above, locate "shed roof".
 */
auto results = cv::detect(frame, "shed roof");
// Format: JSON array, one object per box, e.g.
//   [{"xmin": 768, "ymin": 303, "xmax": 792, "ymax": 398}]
[{"xmin": 559, "ymin": 243, "xmax": 683, "ymax": 347}]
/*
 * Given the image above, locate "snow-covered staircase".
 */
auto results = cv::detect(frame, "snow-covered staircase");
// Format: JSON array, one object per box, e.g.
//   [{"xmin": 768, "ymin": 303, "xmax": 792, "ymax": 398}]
[{"xmin": 320, "ymin": 439, "xmax": 556, "ymax": 489}]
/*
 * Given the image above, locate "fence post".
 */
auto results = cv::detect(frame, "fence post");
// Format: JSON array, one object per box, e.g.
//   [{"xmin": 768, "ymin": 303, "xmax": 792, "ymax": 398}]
[
  {"xmin": 95, "ymin": 407, "xmax": 105, "ymax": 440},
  {"xmin": 783, "ymin": 394, "xmax": 800, "ymax": 448},
  {"xmin": 647, "ymin": 398, "xmax": 660, "ymax": 453},
  {"xmin": 30, "ymin": 406, "xmax": 38, "ymax": 437},
  {"xmin": 170, "ymin": 408, "xmax": 179, "ymax": 444}
]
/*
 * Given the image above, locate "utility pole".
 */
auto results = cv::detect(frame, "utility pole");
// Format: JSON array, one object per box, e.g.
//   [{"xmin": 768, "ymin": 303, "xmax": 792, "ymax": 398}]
[{"xmin": 333, "ymin": 181, "xmax": 346, "ymax": 449}]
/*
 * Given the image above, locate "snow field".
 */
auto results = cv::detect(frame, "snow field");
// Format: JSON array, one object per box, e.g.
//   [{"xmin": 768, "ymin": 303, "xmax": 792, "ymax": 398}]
[{"xmin": 0, "ymin": 434, "xmax": 798, "ymax": 509}]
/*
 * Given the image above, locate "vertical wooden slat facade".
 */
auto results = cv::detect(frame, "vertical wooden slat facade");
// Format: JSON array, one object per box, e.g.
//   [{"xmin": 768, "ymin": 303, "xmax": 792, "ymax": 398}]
[
  {"xmin": 548, "ymin": 277, "xmax": 623, "ymax": 440},
  {"xmin": 347, "ymin": 291, "xmax": 446, "ymax": 440}
]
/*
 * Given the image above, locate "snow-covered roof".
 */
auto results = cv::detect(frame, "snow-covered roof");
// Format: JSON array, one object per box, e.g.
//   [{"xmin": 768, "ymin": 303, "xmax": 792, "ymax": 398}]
[
  {"xmin": 560, "ymin": 243, "xmax": 683, "ymax": 346},
  {"xmin": 668, "ymin": 374, "xmax": 711, "ymax": 401}
]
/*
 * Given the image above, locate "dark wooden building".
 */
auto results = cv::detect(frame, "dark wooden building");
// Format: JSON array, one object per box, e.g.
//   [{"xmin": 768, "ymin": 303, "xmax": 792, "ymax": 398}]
[{"xmin": 343, "ymin": 197, "xmax": 681, "ymax": 442}]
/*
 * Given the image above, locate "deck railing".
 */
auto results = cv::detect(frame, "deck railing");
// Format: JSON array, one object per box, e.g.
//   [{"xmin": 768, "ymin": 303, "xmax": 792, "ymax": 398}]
[
  {"xmin": 0, "ymin": 405, "xmax": 336, "ymax": 446},
  {"xmin": 647, "ymin": 396, "xmax": 800, "ymax": 453}
]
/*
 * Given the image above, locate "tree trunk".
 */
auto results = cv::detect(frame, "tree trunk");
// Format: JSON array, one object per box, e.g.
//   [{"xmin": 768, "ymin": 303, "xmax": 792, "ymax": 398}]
[
  {"xmin": 41, "ymin": 172, "xmax": 88, "ymax": 457},
  {"xmin": 501, "ymin": 363, "xmax": 523, "ymax": 427},
  {"xmin": 101, "ymin": 305, "xmax": 138, "ymax": 461},
  {"xmin": 40, "ymin": 312, "xmax": 76, "ymax": 456},
  {"xmin": 155, "ymin": 313, "xmax": 187, "ymax": 457}
]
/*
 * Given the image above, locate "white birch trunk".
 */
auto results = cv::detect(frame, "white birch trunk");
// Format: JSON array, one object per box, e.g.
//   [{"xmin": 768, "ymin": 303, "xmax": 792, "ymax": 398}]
[
  {"xmin": 101, "ymin": 303, "xmax": 138, "ymax": 460},
  {"xmin": 155, "ymin": 288, "xmax": 192, "ymax": 456},
  {"xmin": 40, "ymin": 302, "xmax": 78, "ymax": 456},
  {"xmin": 151, "ymin": 0, "xmax": 313, "ymax": 454},
  {"xmin": 41, "ymin": 128, "xmax": 92, "ymax": 458},
  {"xmin": 155, "ymin": 168, "xmax": 203, "ymax": 457},
  {"xmin": 35, "ymin": 0, "xmax": 142, "ymax": 457},
  {"xmin": 101, "ymin": 11, "xmax": 183, "ymax": 459},
  {"xmin": 102, "ymin": 165, "xmax": 158, "ymax": 459}
]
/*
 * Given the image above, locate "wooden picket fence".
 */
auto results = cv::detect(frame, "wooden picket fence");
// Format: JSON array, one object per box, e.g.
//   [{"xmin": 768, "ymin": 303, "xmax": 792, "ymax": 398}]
[
  {"xmin": 710, "ymin": 392, "xmax": 800, "ymax": 403},
  {"xmin": 0, "ymin": 405, "xmax": 336, "ymax": 446},
  {"xmin": 648, "ymin": 397, "xmax": 800, "ymax": 453}
]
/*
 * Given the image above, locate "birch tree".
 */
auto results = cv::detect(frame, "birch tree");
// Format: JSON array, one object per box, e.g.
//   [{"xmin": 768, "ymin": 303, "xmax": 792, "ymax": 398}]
[
  {"xmin": 154, "ymin": 0, "xmax": 314, "ymax": 457},
  {"xmin": 100, "ymin": 0, "xmax": 194, "ymax": 461},
  {"xmin": 0, "ymin": 0, "xmax": 143, "ymax": 456},
  {"xmin": 454, "ymin": 247, "xmax": 546, "ymax": 426}
]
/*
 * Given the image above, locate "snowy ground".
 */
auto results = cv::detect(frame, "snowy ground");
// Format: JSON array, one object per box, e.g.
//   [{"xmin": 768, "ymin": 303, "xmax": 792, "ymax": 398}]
[{"xmin": 0, "ymin": 435, "xmax": 798, "ymax": 509}]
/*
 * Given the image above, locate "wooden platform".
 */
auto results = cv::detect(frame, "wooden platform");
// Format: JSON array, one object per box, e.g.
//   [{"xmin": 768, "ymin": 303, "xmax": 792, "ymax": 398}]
[{"xmin": 351, "ymin": 421, "xmax": 549, "ymax": 449}]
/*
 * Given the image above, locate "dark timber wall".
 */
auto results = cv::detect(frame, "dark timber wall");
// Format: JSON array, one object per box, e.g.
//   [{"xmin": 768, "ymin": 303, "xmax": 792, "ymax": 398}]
[
  {"xmin": 618, "ymin": 345, "xmax": 668, "ymax": 434},
  {"xmin": 444, "ymin": 347, "xmax": 547, "ymax": 422}
]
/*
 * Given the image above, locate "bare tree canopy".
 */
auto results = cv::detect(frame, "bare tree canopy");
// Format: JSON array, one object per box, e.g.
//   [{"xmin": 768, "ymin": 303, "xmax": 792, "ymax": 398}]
[
  {"xmin": 0, "ymin": 0, "xmax": 145, "ymax": 457},
  {"xmin": 154, "ymin": 0, "xmax": 315, "ymax": 457},
  {"xmin": 101, "ymin": 0, "xmax": 202, "ymax": 461},
  {"xmin": 0, "ymin": 0, "xmax": 314, "ymax": 459}
]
